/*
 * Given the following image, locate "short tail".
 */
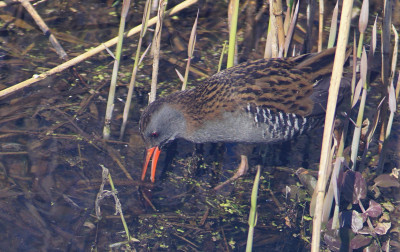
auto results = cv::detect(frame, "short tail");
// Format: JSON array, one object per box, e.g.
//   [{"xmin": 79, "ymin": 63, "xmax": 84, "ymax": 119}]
[{"xmin": 293, "ymin": 47, "xmax": 353, "ymax": 83}]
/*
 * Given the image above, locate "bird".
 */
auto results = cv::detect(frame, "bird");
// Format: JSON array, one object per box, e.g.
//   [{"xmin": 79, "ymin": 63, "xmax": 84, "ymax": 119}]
[{"xmin": 139, "ymin": 47, "xmax": 352, "ymax": 182}]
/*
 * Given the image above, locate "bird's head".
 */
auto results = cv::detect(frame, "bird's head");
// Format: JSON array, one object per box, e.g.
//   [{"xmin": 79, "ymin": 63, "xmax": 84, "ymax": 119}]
[
  {"xmin": 139, "ymin": 97, "xmax": 186, "ymax": 182},
  {"xmin": 139, "ymin": 98, "xmax": 186, "ymax": 148}
]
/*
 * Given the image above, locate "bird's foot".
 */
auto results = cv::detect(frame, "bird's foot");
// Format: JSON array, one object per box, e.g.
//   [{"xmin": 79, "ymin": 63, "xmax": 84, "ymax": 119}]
[{"xmin": 214, "ymin": 155, "xmax": 249, "ymax": 190}]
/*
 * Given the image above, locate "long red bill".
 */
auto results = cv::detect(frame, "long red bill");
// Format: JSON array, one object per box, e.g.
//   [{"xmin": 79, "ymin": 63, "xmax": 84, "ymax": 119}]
[{"xmin": 141, "ymin": 146, "xmax": 161, "ymax": 183}]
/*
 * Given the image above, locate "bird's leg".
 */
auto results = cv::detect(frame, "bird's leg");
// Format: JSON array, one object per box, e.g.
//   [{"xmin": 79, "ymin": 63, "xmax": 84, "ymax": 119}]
[{"xmin": 214, "ymin": 155, "xmax": 249, "ymax": 190}]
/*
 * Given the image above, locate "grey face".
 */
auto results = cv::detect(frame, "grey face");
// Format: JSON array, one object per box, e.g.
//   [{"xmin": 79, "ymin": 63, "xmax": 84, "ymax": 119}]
[{"xmin": 139, "ymin": 103, "xmax": 186, "ymax": 148}]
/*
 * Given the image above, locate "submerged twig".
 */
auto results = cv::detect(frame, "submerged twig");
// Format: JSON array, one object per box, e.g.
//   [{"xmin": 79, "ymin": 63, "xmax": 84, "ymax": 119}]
[
  {"xmin": 96, "ymin": 165, "xmax": 133, "ymax": 245},
  {"xmin": 20, "ymin": 0, "xmax": 67, "ymax": 60}
]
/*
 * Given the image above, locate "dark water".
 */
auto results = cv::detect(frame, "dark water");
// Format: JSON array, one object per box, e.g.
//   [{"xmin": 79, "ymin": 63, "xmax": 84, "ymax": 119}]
[{"xmin": 0, "ymin": 0, "xmax": 399, "ymax": 251}]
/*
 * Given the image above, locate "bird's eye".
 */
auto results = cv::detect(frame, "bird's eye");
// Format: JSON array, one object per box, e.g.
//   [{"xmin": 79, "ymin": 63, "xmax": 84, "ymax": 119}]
[{"xmin": 150, "ymin": 132, "xmax": 159, "ymax": 138}]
